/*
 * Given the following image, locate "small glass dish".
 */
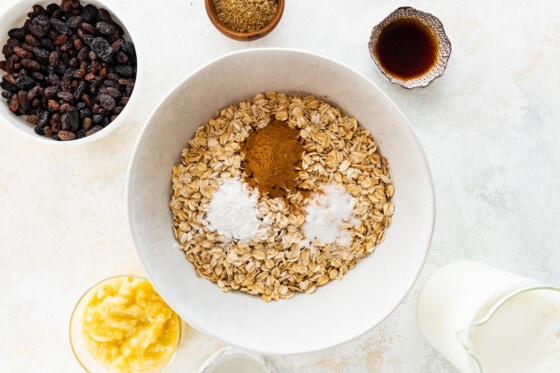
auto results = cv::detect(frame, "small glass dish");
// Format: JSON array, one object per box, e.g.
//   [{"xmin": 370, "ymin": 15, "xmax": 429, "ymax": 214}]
[
  {"xmin": 368, "ymin": 7, "xmax": 451, "ymax": 89},
  {"xmin": 205, "ymin": 0, "xmax": 285, "ymax": 41},
  {"xmin": 69, "ymin": 275, "xmax": 182, "ymax": 372}
]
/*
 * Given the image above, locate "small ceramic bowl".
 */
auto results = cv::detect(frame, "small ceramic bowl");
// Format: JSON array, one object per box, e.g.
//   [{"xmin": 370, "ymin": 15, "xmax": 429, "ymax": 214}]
[
  {"xmin": 0, "ymin": 0, "xmax": 139, "ymax": 144},
  {"xmin": 368, "ymin": 7, "xmax": 451, "ymax": 89},
  {"xmin": 205, "ymin": 0, "xmax": 285, "ymax": 41},
  {"xmin": 69, "ymin": 275, "xmax": 182, "ymax": 372}
]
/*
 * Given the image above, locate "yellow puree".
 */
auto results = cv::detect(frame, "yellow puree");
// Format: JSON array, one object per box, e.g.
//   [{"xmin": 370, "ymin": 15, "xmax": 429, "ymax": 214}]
[{"xmin": 82, "ymin": 277, "xmax": 180, "ymax": 372}]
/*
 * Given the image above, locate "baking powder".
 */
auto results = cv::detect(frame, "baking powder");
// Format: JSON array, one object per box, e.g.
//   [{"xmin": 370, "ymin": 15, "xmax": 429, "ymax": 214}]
[
  {"xmin": 303, "ymin": 183, "xmax": 359, "ymax": 246},
  {"xmin": 206, "ymin": 179, "xmax": 261, "ymax": 242}
]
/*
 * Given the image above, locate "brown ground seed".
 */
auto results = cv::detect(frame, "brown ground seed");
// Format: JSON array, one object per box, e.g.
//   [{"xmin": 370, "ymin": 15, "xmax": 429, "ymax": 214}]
[{"xmin": 213, "ymin": 0, "xmax": 278, "ymax": 33}]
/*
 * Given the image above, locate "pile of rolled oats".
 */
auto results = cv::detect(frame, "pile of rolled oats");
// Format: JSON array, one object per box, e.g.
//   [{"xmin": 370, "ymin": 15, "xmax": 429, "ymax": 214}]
[{"xmin": 170, "ymin": 92, "xmax": 394, "ymax": 302}]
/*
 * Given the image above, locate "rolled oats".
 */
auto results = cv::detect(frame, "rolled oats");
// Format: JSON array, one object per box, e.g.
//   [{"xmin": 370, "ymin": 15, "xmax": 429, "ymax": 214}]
[{"xmin": 170, "ymin": 93, "xmax": 393, "ymax": 301}]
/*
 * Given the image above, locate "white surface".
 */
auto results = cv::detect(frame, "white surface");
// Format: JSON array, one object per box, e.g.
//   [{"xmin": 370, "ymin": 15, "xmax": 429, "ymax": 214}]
[
  {"xmin": 0, "ymin": 0, "xmax": 559, "ymax": 372},
  {"xmin": 127, "ymin": 48, "xmax": 434, "ymax": 355}
]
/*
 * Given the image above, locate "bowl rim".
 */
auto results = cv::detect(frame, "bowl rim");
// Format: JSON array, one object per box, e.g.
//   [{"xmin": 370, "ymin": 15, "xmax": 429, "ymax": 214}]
[
  {"xmin": 125, "ymin": 47, "xmax": 435, "ymax": 355},
  {"xmin": 0, "ymin": 0, "xmax": 140, "ymax": 145},
  {"xmin": 204, "ymin": 0, "xmax": 285, "ymax": 41}
]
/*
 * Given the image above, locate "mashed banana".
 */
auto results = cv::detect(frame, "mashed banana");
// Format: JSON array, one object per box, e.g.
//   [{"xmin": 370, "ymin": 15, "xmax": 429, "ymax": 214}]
[{"xmin": 82, "ymin": 276, "xmax": 180, "ymax": 372}]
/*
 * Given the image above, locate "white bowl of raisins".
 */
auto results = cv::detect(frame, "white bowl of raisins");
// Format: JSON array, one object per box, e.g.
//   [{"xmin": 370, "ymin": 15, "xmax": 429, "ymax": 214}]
[{"xmin": 0, "ymin": 0, "xmax": 138, "ymax": 143}]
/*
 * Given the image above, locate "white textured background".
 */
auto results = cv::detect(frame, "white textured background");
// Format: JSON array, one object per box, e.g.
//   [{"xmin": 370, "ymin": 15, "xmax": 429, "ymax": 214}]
[{"xmin": 1, "ymin": 0, "xmax": 559, "ymax": 372}]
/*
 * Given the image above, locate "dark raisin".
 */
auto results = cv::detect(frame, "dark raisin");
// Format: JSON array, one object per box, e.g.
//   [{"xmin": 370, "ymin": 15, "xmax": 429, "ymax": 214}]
[
  {"xmin": 86, "ymin": 124, "xmax": 103, "ymax": 136},
  {"xmin": 115, "ymin": 51, "xmax": 129, "ymax": 64},
  {"xmin": 1, "ymin": 91, "xmax": 13, "ymax": 99},
  {"xmin": 81, "ymin": 22, "xmax": 98, "ymax": 35},
  {"xmin": 16, "ymin": 75, "xmax": 36, "ymax": 90},
  {"xmin": 79, "ymin": 107, "xmax": 92, "ymax": 119},
  {"xmin": 17, "ymin": 90, "xmax": 30, "ymax": 113},
  {"xmin": 115, "ymin": 64, "xmax": 133, "ymax": 78},
  {"xmin": 41, "ymin": 38, "xmax": 55, "ymax": 51},
  {"xmin": 102, "ymin": 86, "xmax": 121, "ymax": 98},
  {"xmin": 90, "ymin": 37, "xmax": 113, "ymax": 62},
  {"xmin": 98, "ymin": 93, "xmax": 115, "ymax": 110},
  {"xmin": 46, "ymin": 72, "xmax": 60, "ymax": 86},
  {"xmin": 50, "ymin": 17, "xmax": 70, "ymax": 35},
  {"xmin": 95, "ymin": 21, "xmax": 115, "ymax": 35},
  {"xmin": 8, "ymin": 27, "xmax": 26, "ymax": 40},
  {"xmin": 57, "ymin": 91, "xmax": 74, "ymax": 102},
  {"xmin": 32, "ymin": 46, "xmax": 50, "ymax": 62},
  {"xmin": 97, "ymin": 8, "xmax": 112, "ymax": 22},
  {"xmin": 92, "ymin": 114, "xmax": 103, "ymax": 123},
  {"xmin": 66, "ymin": 15, "xmax": 83, "ymax": 29},
  {"xmin": 0, "ymin": 81, "xmax": 18, "ymax": 93},
  {"xmin": 44, "ymin": 86, "xmax": 58, "ymax": 98},
  {"xmin": 61, "ymin": 106, "xmax": 79, "ymax": 131},
  {"xmin": 74, "ymin": 80, "xmax": 87, "ymax": 99},
  {"xmin": 80, "ymin": 4, "xmax": 98, "ymax": 24},
  {"xmin": 34, "ymin": 110, "xmax": 50, "ymax": 134},
  {"xmin": 76, "ymin": 128, "xmax": 86, "ymax": 138},
  {"xmin": 45, "ymin": 3, "xmax": 59, "ymax": 16},
  {"xmin": 30, "ymin": 15, "xmax": 50, "ymax": 38},
  {"xmin": 31, "ymin": 71, "xmax": 45, "ymax": 81},
  {"xmin": 121, "ymin": 41, "xmax": 135, "ymax": 56}
]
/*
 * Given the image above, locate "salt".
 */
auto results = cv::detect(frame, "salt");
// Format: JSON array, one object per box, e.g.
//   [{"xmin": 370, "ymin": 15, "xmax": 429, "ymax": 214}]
[
  {"xmin": 303, "ymin": 183, "xmax": 359, "ymax": 245},
  {"xmin": 206, "ymin": 179, "xmax": 261, "ymax": 242}
]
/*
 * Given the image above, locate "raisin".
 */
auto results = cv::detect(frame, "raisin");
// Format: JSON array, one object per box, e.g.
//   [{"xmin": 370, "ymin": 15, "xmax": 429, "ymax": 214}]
[
  {"xmin": 98, "ymin": 93, "xmax": 115, "ymax": 110},
  {"xmin": 8, "ymin": 27, "xmax": 26, "ymax": 39},
  {"xmin": 80, "ymin": 4, "xmax": 98, "ymax": 24},
  {"xmin": 121, "ymin": 41, "xmax": 135, "ymax": 56},
  {"xmin": 67, "ymin": 16, "xmax": 83, "ymax": 29},
  {"xmin": 0, "ymin": 81, "xmax": 18, "ymax": 93},
  {"xmin": 90, "ymin": 37, "xmax": 113, "ymax": 62},
  {"xmin": 50, "ymin": 17, "xmax": 70, "ymax": 34},
  {"xmin": 32, "ymin": 46, "xmax": 50, "ymax": 62},
  {"xmin": 115, "ymin": 64, "xmax": 133, "ymax": 78},
  {"xmin": 61, "ymin": 106, "xmax": 79, "ymax": 131},
  {"xmin": 30, "ymin": 15, "xmax": 50, "ymax": 38},
  {"xmin": 95, "ymin": 21, "xmax": 115, "ymax": 35},
  {"xmin": 57, "ymin": 130, "xmax": 76, "ymax": 141},
  {"xmin": 16, "ymin": 75, "xmax": 36, "ymax": 90}
]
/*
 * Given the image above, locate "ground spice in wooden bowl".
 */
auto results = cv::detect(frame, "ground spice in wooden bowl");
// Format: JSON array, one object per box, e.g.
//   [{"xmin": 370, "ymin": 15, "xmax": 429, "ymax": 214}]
[{"xmin": 205, "ymin": 0, "xmax": 284, "ymax": 41}]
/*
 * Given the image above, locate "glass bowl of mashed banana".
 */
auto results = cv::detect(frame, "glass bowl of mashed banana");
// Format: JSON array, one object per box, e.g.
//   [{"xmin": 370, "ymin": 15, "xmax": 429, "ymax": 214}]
[{"xmin": 69, "ymin": 275, "xmax": 182, "ymax": 372}]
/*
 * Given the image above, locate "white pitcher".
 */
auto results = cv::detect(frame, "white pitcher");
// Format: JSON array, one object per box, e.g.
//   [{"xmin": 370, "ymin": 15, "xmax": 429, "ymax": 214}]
[{"xmin": 416, "ymin": 261, "xmax": 560, "ymax": 373}]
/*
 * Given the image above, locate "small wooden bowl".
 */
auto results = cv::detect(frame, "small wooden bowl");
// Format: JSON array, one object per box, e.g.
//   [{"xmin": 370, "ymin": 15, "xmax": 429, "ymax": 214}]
[{"xmin": 205, "ymin": 0, "xmax": 285, "ymax": 41}]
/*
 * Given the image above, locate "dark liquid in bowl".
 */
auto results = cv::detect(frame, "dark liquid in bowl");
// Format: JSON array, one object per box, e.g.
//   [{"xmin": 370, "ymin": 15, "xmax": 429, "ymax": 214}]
[{"xmin": 375, "ymin": 18, "xmax": 438, "ymax": 80}]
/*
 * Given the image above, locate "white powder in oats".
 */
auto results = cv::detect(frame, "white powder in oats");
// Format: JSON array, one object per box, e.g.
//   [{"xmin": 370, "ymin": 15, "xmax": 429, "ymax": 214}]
[
  {"xmin": 303, "ymin": 183, "xmax": 359, "ymax": 245},
  {"xmin": 206, "ymin": 179, "xmax": 261, "ymax": 242}
]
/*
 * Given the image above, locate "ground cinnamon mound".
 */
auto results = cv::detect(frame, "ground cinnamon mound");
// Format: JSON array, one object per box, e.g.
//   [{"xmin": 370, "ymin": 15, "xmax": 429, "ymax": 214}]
[{"xmin": 242, "ymin": 120, "xmax": 304, "ymax": 199}]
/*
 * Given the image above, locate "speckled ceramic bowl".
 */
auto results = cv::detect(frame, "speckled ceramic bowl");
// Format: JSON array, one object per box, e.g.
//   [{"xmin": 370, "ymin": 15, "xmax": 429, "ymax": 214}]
[
  {"xmin": 127, "ymin": 48, "xmax": 434, "ymax": 355},
  {"xmin": 0, "ymin": 0, "xmax": 139, "ymax": 144},
  {"xmin": 369, "ymin": 7, "xmax": 451, "ymax": 89}
]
